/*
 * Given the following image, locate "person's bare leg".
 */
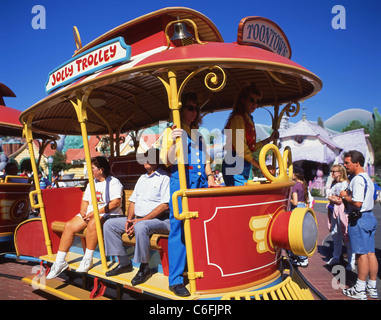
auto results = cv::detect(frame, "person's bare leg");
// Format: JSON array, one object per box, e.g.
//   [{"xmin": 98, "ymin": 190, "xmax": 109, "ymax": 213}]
[
  {"xmin": 84, "ymin": 218, "xmax": 100, "ymax": 250},
  {"xmin": 368, "ymin": 252, "xmax": 378, "ymax": 280},
  {"xmin": 58, "ymin": 216, "xmax": 87, "ymax": 252},
  {"xmin": 47, "ymin": 216, "xmax": 87, "ymax": 279},
  {"xmin": 357, "ymin": 254, "xmax": 369, "ymax": 281}
]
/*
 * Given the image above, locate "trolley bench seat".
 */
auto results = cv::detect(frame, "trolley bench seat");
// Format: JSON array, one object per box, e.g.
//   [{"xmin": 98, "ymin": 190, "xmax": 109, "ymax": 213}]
[
  {"xmin": 50, "ymin": 219, "xmax": 170, "ymax": 275},
  {"xmin": 50, "ymin": 220, "xmax": 169, "ymax": 250},
  {"xmin": 40, "ymin": 165, "xmax": 170, "ymax": 275},
  {"xmin": 49, "ymin": 189, "xmax": 169, "ymax": 251}
]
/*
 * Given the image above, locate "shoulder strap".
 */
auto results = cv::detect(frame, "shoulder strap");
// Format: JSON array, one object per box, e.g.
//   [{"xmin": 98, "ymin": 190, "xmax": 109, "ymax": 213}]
[
  {"xmin": 105, "ymin": 176, "xmax": 111, "ymax": 204},
  {"xmin": 358, "ymin": 174, "xmax": 368, "ymax": 200}
]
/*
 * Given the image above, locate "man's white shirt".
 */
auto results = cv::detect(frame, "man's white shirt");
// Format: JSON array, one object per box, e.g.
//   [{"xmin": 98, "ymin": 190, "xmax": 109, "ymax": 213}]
[
  {"xmin": 129, "ymin": 167, "xmax": 170, "ymax": 217},
  {"xmin": 349, "ymin": 172, "xmax": 374, "ymax": 212}
]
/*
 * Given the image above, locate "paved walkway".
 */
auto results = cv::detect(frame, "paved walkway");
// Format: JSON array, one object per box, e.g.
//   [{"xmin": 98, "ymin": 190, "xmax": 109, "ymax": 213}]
[
  {"xmin": 298, "ymin": 202, "xmax": 380, "ymax": 300},
  {"xmin": 0, "ymin": 244, "xmax": 54, "ymax": 300},
  {"xmin": 297, "ymin": 205, "xmax": 353, "ymax": 300}
]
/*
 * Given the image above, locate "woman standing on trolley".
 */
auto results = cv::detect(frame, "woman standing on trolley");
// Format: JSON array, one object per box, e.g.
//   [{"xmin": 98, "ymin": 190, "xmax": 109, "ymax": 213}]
[
  {"xmin": 161, "ymin": 92, "xmax": 216, "ymax": 296},
  {"xmin": 222, "ymin": 83, "xmax": 278, "ymax": 186}
]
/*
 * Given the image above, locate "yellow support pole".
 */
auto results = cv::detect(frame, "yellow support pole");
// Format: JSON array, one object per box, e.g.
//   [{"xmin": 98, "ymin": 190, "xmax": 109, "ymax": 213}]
[
  {"xmin": 70, "ymin": 91, "xmax": 108, "ymax": 271},
  {"xmin": 86, "ymin": 97, "xmax": 114, "ymax": 156},
  {"xmin": 168, "ymin": 70, "xmax": 187, "ymax": 191},
  {"xmin": 167, "ymin": 70, "xmax": 200, "ymax": 295},
  {"xmin": 22, "ymin": 116, "xmax": 53, "ymax": 256}
]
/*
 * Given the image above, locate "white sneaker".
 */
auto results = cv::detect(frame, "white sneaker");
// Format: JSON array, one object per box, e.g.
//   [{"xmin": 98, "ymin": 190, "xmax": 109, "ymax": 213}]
[
  {"xmin": 76, "ymin": 258, "xmax": 93, "ymax": 273},
  {"xmin": 342, "ymin": 286, "xmax": 367, "ymax": 300},
  {"xmin": 290, "ymin": 257, "xmax": 308, "ymax": 267},
  {"xmin": 366, "ymin": 285, "xmax": 379, "ymax": 299},
  {"xmin": 46, "ymin": 260, "xmax": 69, "ymax": 279},
  {"xmin": 296, "ymin": 259, "xmax": 308, "ymax": 267}
]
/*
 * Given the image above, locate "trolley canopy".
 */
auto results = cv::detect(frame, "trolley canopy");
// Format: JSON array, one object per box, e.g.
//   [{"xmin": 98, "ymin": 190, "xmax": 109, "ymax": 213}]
[
  {"xmin": 0, "ymin": 105, "xmax": 24, "ymax": 136},
  {"xmin": 0, "ymin": 85, "xmax": 56, "ymax": 140},
  {"xmin": 20, "ymin": 7, "xmax": 322, "ymax": 136}
]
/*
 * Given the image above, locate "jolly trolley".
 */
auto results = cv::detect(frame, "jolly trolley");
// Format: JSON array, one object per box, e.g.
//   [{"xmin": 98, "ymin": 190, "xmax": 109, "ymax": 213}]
[{"xmin": 15, "ymin": 7, "xmax": 322, "ymax": 300}]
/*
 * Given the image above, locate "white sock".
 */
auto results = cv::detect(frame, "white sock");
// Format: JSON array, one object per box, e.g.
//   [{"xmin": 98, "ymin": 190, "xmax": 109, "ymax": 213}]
[
  {"xmin": 56, "ymin": 251, "xmax": 67, "ymax": 263},
  {"xmin": 367, "ymin": 279, "xmax": 377, "ymax": 288},
  {"xmin": 84, "ymin": 249, "xmax": 95, "ymax": 260},
  {"xmin": 355, "ymin": 279, "xmax": 366, "ymax": 291}
]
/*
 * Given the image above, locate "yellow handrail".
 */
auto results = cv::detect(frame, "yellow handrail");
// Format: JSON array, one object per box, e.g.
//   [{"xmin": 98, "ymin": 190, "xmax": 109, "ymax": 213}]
[
  {"xmin": 29, "ymin": 190, "xmax": 41, "ymax": 210},
  {"xmin": 171, "ymin": 189, "xmax": 198, "ymax": 220},
  {"xmin": 23, "ymin": 118, "xmax": 53, "ymax": 256},
  {"xmin": 259, "ymin": 144, "xmax": 293, "ymax": 182},
  {"xmin": 3, "ymin": 176, "xmax": 31, "ymax": 183}
]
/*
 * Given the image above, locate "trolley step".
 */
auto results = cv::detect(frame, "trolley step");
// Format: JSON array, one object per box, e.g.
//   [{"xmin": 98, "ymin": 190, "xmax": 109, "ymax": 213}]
[{"xmin": 22, "ymin": 275, "xmax": 110, "ymax": 300}]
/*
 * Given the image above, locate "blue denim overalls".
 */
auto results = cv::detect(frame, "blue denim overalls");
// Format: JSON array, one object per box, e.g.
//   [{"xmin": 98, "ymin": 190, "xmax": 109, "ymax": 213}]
[{"xmin": 168, "ymin": 130, "xmax": 208, "ymax": 286}]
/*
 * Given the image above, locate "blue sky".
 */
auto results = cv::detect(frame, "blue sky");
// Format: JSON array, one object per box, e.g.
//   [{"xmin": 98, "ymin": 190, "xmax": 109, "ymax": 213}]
[{"xmin": 1, "ymin": 0, "xmax": 380, "ymax": 132}]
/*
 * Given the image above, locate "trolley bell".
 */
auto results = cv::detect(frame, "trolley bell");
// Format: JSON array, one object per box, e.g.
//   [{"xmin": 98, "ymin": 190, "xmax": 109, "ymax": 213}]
[{"xmin": 171, "ymin": 22, "xmax": 194, "ymax": 47}]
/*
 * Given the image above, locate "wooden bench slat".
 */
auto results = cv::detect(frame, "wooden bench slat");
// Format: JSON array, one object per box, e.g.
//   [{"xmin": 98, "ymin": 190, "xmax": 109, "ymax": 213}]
[
  {"xmin": 51, "ymin": 221, "xmax": 168, "ymax": 251},
  {"xmin": 123, "ymin": 189, "xmax": 134, "ymax": 213}
]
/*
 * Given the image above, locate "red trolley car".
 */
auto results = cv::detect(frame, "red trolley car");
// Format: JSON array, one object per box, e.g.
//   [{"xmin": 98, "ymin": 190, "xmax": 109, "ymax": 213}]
[{"xmin": 16, "ymin": 7, "xmax": 322, "ymax": 300}]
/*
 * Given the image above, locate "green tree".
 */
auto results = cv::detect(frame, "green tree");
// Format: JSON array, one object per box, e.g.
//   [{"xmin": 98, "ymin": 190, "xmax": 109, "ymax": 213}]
[
  {"xmin": 340, "ymin": 120, "xmax": 380, "ymax": 167},
  {"xmin": 369, "ymin": 121, "xmax": 381, "ymax": 167},
  {"xmin": 341, "ymin": 120, "xmax": 371, "ymax": 134},
  {"xmin": 50, "ymin": 151, "xmax": 72, "ymax": 172}
]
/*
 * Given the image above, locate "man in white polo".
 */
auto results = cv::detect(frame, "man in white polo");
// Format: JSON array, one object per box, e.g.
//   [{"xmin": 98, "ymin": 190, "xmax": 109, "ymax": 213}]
[
  {"xmin": 340, "ymin": 150, "xmax": 378, "ymax": 300},
  {"xmin": 103, "ymin": 148, "xmax": 170, "ymax": 286}
]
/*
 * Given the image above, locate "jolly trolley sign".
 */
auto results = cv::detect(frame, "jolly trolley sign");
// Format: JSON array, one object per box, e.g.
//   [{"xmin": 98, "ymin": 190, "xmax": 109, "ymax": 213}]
[
  {"xmin": 45, "ymin": 37, "xmax": 131, "ymax": 94},
  {"xmin": 237, "ymin": 17, "xmax": 292, "ymax": 59}
]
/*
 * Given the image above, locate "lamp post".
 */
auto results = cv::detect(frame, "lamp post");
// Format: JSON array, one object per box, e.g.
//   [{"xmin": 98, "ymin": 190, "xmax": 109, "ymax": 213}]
[{"xmin": 48, "ymin": 156, "xmax": 54, "ymax": 182}]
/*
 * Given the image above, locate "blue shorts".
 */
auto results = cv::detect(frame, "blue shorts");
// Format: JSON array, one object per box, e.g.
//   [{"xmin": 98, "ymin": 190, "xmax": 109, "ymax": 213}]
[{"xmin": 348, "ymin": 211, "xmax": 377, "ymax": 254}]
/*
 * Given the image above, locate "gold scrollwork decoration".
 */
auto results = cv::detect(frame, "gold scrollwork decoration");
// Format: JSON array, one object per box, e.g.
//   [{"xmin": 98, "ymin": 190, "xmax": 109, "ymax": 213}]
[
  {"xmin": 277, "ymin": 101, "xmax": 300, "ymax": 127},
  {"xmin": 203, "ymin": 65, "xmax": 226, "ymax": 92},
  {"xmin": 177, "ymin": 65, "xmax": 226, "ymax": 108}
]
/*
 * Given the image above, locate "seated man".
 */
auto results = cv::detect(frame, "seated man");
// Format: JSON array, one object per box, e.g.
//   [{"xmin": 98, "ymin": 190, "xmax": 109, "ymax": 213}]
[
  {"xmin": 47, "ymin": 156, "xmax": 124, "ymax": 279},
  {"xmin": 103, "ymin": 148, "xmax": 170, "ymax": 286}
]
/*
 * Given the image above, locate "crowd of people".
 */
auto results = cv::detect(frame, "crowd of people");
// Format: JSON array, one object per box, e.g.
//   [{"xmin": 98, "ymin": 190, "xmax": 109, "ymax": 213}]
[
  {"xmin": 0, "ymin": 154, "xmax": 30, "ymax": 183},
  {"xmin": 2, "ymin": 84, "xmax": 379, "ymax": 300},
  {"xmin": 0, "ymin": 154, "xmax": 60, "ymax": 188},
  {"xmin": 317, "ymin": 151, "xmax": 379, "ymax": 300}
]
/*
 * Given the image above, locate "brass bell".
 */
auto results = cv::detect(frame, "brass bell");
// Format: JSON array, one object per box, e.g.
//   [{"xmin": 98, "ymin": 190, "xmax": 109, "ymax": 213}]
[{"xmin": 171, "ymin": 22, "xmax": 194, "ymax": 46}]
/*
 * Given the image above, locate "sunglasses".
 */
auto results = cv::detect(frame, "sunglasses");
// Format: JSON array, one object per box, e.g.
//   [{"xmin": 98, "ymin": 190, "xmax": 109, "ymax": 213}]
[
  {"xmin": 185, "ymin": 105, "xmax": 199, "ymax": 112},
  {"xmin": 330, "ymin": 170, "xmax": 339, "ymax": 173}
]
